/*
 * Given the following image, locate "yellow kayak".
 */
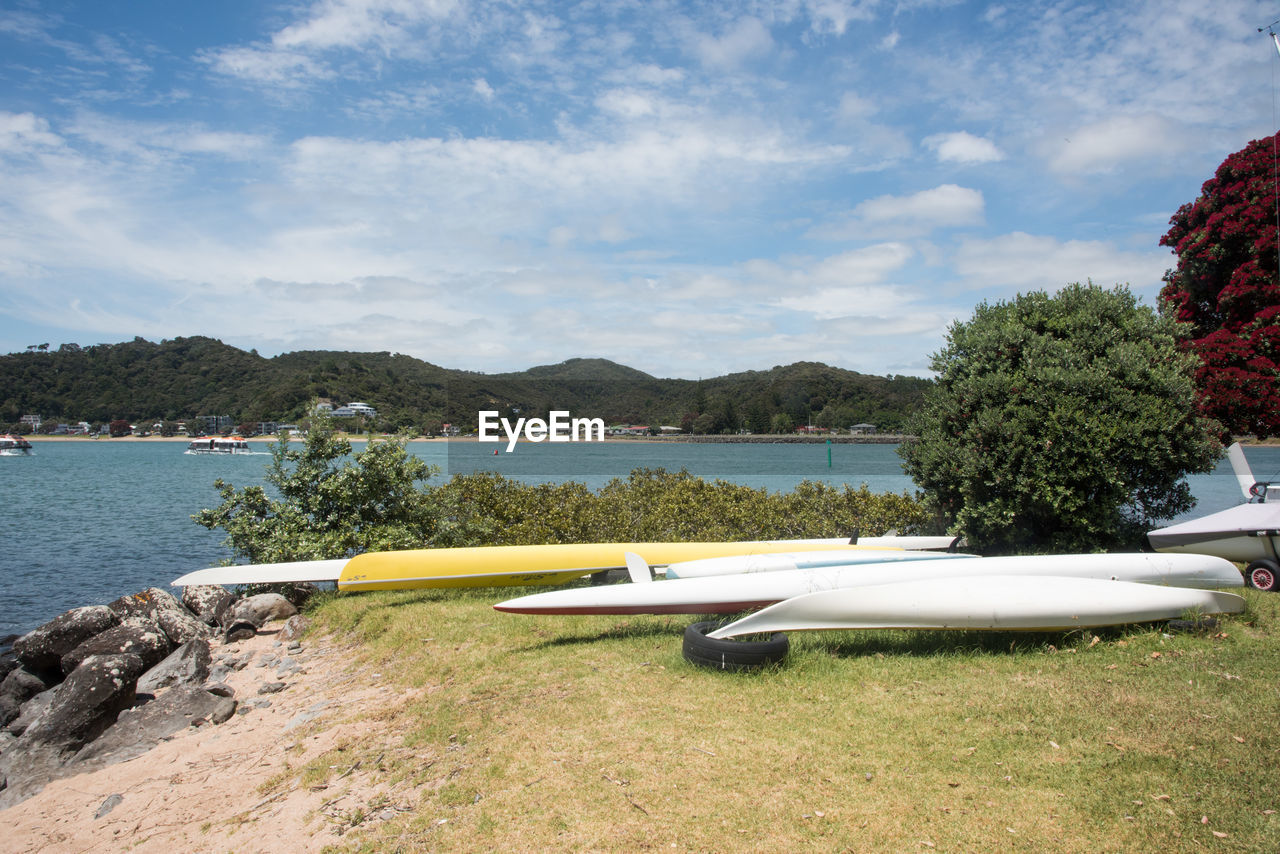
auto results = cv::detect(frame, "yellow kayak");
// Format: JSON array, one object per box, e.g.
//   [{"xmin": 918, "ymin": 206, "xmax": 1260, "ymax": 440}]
[{"xmin": 337, "ymin": 540, "xmax": 879, "ymax": 591}]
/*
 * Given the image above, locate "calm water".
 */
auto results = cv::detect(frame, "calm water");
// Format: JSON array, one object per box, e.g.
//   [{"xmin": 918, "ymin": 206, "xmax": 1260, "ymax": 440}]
[{"xmin": 3, "ymin": 439, "xmax": 1278, "ymax": 638}]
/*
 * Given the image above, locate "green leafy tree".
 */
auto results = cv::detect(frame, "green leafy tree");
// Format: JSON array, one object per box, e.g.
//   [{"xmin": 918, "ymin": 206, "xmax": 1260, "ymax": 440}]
[
  {"xmin": 899, "ymin": 283, "xmax": 1219, "ymax": 554},
  {"xmin": 194, "ymin": 420, "xmax": 473, "ymax": 563}
]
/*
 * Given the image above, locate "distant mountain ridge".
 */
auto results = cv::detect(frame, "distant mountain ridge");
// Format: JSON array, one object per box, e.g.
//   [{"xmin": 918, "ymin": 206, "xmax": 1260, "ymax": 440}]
[{"xmin": 1, "ymin": 337, "xmax": 929, "ymax": 433}]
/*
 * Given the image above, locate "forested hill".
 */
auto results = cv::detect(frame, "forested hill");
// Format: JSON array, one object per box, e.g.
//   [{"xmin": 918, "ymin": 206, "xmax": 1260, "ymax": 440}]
[{"xmin": 1, "ymin": 337, "xmax": 930, "ymax": 433}]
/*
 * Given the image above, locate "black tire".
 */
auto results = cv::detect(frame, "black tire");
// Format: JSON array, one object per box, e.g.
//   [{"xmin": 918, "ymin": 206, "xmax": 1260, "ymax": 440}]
[
  {"xmin": 1245, "ymin": 559, "xmax": 1280, "ymax": 592},
  {"xmin": 682, "ymin": 620, "xmax": 789, "ymax": 671}
]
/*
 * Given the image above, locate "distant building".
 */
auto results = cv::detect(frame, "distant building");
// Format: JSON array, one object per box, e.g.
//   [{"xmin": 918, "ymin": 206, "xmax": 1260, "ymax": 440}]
[
  {"xmin": 330, "ymin": 402, "xmax": 378, "ymax": 419},
  {"xmin": 20, "ymin": 414, "xmax": 40, "ymax": 431},
  {"xmin": 193, "ymin": 415, "xmax": 234, "ymax": 435},
  {"xmin": 850, "ymin": 423, "xmax": 876, "ymax": 435}
]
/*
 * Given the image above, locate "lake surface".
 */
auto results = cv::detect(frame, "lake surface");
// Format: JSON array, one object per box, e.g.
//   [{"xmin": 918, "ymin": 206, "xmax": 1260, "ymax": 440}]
[{"xmin": 3, "ymin": 439, "xmax": 1277, "ymax": 638}]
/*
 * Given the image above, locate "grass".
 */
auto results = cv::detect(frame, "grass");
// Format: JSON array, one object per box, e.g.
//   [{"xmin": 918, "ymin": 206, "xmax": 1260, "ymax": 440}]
[{"xmin": 276, "ymin": 585, "xmax": 1280, "ymax": 852}]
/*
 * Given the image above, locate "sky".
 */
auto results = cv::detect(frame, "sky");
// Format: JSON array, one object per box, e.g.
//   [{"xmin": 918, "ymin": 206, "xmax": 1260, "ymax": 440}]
[{"xmin": 0, "ymin": 0, "xmax": 1277, "ymax": 379}]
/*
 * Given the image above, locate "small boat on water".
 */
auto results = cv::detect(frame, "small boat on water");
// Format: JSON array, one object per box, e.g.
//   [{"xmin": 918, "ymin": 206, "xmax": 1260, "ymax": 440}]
[
  {"xmin": 184, "ymin": 436, "xmax": 253, "ymax": 455},
  {"xmin": 0, "ymin": 434, "xmax": 33, "ymax": 455}
]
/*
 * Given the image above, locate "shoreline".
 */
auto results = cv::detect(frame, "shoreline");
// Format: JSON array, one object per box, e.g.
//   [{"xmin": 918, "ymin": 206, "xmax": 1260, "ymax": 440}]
[{"xmin": 18, "ymin": 433, "xmax": 911, "ymax": 445}]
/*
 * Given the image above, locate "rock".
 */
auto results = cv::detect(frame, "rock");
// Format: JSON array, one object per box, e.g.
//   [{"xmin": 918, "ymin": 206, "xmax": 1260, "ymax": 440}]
[
  {"xmin": 181, "ymin": 585, "xmax": 236, "ymax": 626},
  {"xmin": 5, "ymin": 688, "xmax": 56, "ymax": 736},
  {"xmin": 202, "ymin": 682, "xmax": 235, "ymax": 698},
  {"xmin": 284, "ymin": 699, "xmax": 333, "ymax": 732},
  {"xmin": 107, "ymin": 587, "xmax": 178, "ymax": 620},
  {"xmin": 0, "ymin": 741, "xmax": 66, "ymax": 808},
  {"xmin": 20, "ymin": 653, "xmax": 146, "ymax": 754},
  {"xmin": 231, "ymin": 593, "xmax": 297, "ymax": 627},
  {"xmin": 0, "ymin": 649, "xmax": 20, "ymax": 682},
  {"xmin": 279, "ymin": 614, "xmax": 311, "ymax": 643},
  {"xmin": 223, "ymin": 620, "xmax": 258, "ymax": 643},
  {"xmin": 257, "ymin": 682, "xmax": 286, "ymax": 695},
  {"xmin": 109, "ymin": 588, "xmax": 210, "ymax": 646},
  {"xmin": 0, "ymin": 668, "xmax": 53, "ymax": 727},
  {"xmin": 60, "ymin": 619, "xmax": 172, "ymax": 676},
  {"xmin": 95, "ymin": 793, "xmax": 124, "ymax": 818},
  {"xmin": 72, "ymin": 685, "xmax": 236, "ymax": 767},
  {"xmin": 279, "ymin": 582, "xmax": 319, "ymax": 608},
  {"xmin": 154, "ymin": 606, "xmax": 212, "ymax": 646},
  {"xmin": 12, "ymin": 606, "xmax": 119, "ymax": 674},
  {"xmin": 136, "ymin": 640, "xmax": 211, "ymax": 695},
  {"xmin": 210, "ymin": 699, "xmax": 236, "ymax": 724}
]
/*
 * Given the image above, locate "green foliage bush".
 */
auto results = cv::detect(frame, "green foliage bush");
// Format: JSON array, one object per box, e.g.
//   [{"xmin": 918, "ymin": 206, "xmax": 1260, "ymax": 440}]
[
  {"xmin": 196, "ymin": 427, "xmax": 931, "ymax": 563},
  {"xmin": 898, "ymin": 283, "xmax": 1220, "ymax": 554},
  {"xmin": 193, "ymin": 420, "xmax": 475, "ymax": 562}
]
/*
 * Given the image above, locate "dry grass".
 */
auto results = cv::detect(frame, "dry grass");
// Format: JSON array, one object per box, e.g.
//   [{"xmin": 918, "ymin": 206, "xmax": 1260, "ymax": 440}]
[{"xmin": 276, "ymin": 585, "xmax": 1280, "ymax": 852}]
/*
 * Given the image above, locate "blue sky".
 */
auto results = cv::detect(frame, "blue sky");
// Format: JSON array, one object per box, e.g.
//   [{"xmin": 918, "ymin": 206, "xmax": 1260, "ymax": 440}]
[{"xmin": 0, "ymin": 0, "xmax": 1274, "ymax": 379}]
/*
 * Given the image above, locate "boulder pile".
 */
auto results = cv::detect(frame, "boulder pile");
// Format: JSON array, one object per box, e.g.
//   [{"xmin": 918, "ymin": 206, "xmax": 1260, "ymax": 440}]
[{"xmin": 0, "ymin": 584, "xmax": 313, "ymax": 808}]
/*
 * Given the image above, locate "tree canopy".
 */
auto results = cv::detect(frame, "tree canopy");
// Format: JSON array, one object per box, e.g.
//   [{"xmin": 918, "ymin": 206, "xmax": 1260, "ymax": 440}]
[
  {"xmin": 1160, "ymin": 133, "xmax": 1280, "ymax": 438},
  {"xmin": 1, "ymin": 337, "xmax": 927, "ymax": 434},
  {"xmin": 898, "ymin": 283, "xmax": 1220, "ymax": 554}
]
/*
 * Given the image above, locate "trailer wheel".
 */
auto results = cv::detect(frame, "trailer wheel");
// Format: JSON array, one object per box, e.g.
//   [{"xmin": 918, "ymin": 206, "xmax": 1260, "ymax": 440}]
[
  {"xmin": 682, "ymin": 620, "xmax": 789, "ymax": 671},
  {"xmin": 1245, "ymin": 559, "xmax": 1280, "ymax": 592}
]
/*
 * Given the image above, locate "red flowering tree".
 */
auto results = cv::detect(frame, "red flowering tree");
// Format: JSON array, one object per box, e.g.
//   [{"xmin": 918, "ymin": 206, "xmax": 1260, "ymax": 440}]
[{"xmin": 1160, "ymin": 133, "xmax": 1280, "ymax": 438}]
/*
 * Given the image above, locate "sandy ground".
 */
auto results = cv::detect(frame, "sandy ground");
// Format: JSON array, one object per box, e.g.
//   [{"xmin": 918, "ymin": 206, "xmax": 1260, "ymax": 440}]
[{"xmin": 3, "ymin": 622, "xmax": 407, "ymax": 853}]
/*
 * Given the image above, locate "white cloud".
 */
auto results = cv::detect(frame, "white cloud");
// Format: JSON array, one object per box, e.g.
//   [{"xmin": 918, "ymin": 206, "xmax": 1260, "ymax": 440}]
[
  {"xmin": 691, "ymin": 17, "xmax": 774, "ymax": 68},
  {"xmin": 923, "ymin": 131, "xmax": 1004, "ymax": 164},
  {"xmin": 952, "ymin": 232, "xmax": 1169, "ymax": 294},
  {"xmin": 271, "ymin": 0, "xmax": 458, "ymax": 51},
  {"xmin": 1043, "ymin": 114, "xmax": 1186, "ymax": 175},
  {"xmin": 835, "ymin": 91, "xmax": 875, "ymax": 121},
  {"xmin": 803, "ymin": 0, "xmax": 876, "ymax": 36},
  {"xmin": 809, "ymin": 184, "xmax": 985, "ymax": 240},
  {"xmin": 473, "ymin": 78, "xmax": 495, "ymax": 101},
  {"xmin": 596, "ymin": 89, "xmax": 658, "ymax": 118},
  {"xmin": 0, "ymin": 112, "xmax": 63, "ymax": 152},
  {"xmin": 205, "ymin": 46, "xmax": 334, "ymax": 86}
]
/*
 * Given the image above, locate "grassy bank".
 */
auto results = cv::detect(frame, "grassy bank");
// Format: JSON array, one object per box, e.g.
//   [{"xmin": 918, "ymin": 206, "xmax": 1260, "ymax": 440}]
[{"xmin": 257, "ymin": 585, "xmax": 1280, "ymax": 852}]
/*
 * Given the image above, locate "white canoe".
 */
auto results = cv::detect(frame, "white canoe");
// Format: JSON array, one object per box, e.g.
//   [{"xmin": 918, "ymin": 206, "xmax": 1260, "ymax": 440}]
[
  {"xmin": 707, "ymin": 575, "xmax": 1246, "ymax": 638},
  {"xmin": 664, "ymin": 549, "xmax": 976, "ymax": 579},
  {"xmin": 493, "ymin": 553, "xmax": 1243, "ymax": 616}
]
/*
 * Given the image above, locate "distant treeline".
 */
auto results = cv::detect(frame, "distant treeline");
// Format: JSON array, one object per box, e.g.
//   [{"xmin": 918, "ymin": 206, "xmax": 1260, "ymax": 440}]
[{"xmin": 1, "ymin": 336, "xmax": 930, "ymax": 434}]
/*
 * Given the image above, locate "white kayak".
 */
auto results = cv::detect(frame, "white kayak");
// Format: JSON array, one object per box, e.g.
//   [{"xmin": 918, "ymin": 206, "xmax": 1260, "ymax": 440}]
[
  {"xmin": 664, "ymin": 549, "xmax": 976, "ymax": 579},
  {"xmin": 493, "ymin": 553, "xmax": 1243, "ymax": 616},
  {"xmin": 707, "ymin": 575, "xmax": 1246, "ymax": 638}
]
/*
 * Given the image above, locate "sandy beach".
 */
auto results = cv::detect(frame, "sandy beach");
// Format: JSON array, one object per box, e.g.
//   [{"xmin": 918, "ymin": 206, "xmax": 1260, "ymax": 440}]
[{"xmin": 4, "ymin": 621, "xmax": 405, "ymax": 853}]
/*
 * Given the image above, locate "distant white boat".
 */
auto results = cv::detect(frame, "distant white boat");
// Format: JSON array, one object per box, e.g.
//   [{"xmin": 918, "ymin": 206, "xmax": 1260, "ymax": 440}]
[
  {"xmin": 184, "ymin": 436, "xmax": 254, "ymax": 455},
  {"xmin": 1148, "ymin": 443, "xmax": 1280, "ymax": 591},
  {"xmin": 0, "ymin": 434, "xmax": 33, "ymax": 455}
]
